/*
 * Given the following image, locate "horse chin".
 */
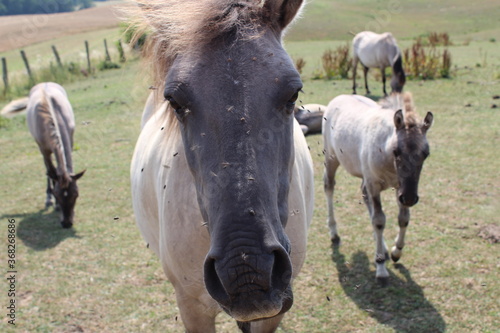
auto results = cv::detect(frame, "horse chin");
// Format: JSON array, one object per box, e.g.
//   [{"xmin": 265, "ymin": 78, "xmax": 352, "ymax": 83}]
[{"xmin": 220, "ymin": 287, "xmax": 293, "ymax": 322}]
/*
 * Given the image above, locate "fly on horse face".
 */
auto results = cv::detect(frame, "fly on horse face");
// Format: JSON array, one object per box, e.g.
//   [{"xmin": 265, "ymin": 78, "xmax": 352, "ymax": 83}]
[
  {"xmin": 7, "ymin": 82, "xmax": 85, "ymax": 228},
  {"xmin": 352, "ymin": 31, "xmax": 406, "ymax": 96},
  {"xmin": 129, "ymin": 1, "xmax": 314, "ymax": 332},
  {"xmin": 322, "ymin": 92, "xmax": 433, "ymax": 283}
]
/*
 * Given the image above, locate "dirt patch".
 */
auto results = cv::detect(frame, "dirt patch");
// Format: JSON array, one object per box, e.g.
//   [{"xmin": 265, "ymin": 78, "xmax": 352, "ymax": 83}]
[
  {"xmin": 478, "ymin": 224, "xmax": 500, "ymax": 243},
  {"xmin": 0, "ymin": 3, "xmax": 130, "ymax": 53}
]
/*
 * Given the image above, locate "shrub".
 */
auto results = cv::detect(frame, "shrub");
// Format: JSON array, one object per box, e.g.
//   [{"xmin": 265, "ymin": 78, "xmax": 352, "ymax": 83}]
[
  {"xmin": 403, "ymin": 39, "xmax": 452, "ymax": 80},
  {"xmin": 97, "ymin": 60, "xmax": 121, "ymax": 71},
  {"xmin": 320, "ymin": 44, "xmax": 352, "ymax": 80},
  {"xmin": 294, "ymin": 57, "xmax": 306, "ymax": 75}
]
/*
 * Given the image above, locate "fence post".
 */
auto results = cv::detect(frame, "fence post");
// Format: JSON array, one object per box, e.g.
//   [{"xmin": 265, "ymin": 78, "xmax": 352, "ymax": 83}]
[
  {"xmin": 117, "ymin": 39, "xmax": 126, "ymax": 63},
  {"xmin": 51, "ymin": 45, "xmax": 62, "ymax": 67},
  {"xmin": 104, "ymin": 39, "xmax": 111, "ymax": 61},
  {"xmin": 2, "ymin": 57, "xmax": 8, "ymax": 95},
  {"xmin": 85, "ymin": 40, "xmax": 91, "ymax": 74},
  {"xmin": 20, "ymin": 50, "xmax": 34, "ymax": 82}
]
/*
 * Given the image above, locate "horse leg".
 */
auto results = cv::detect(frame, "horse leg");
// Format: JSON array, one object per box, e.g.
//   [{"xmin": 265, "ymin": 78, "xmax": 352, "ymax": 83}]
[
  {"xmin": 248, "ymin": 314, "xmax": 284, "ymax": 333},
  {"xmin": 42, "ymin": 154, "xmax": 56, "ymax": 208},
  {"xmin": 364, "ymin": 184, "xmax": 389, "ymax": 283},
  {"xmin": 45, "ymin": 177, "xmax": 53, "ymax": 208},
  {"xmin": 324, "ymin": 155, "xmax": 341, "ymax": 245},
  {"xmin": 352, "ymin": 57, "xmax": 358, "ymax": 94},
  {"xmin": 363, "ymin": 65, "xmax": 370, "ymax": 95},
  {"xmin": 175, "ymin": 289, "xmax": 216, "ymax": 333},
  {"xmin": 391, "ymin": 200, "xmax": 410, "ymax": 262},
  {"xmin": 381, "ymin": 67, "xmax": 387, "ymax": 96}
]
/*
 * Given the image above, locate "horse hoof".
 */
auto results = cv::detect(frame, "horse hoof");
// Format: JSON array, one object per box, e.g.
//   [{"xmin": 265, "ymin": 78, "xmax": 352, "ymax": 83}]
[
  {"xmin": 61, "ymin": 221, "xmax": 73, "ymax": 229},
  {"xmin": 390, "ymin": 246, "xmax": 402, "ymax": 262},
  {"xmin": 331, "ymin": 235, "xmax": 341, "ymax": 247},
  {"xmin": 376, "ymin": 276, "xmax": 389, "ymax": 287}
]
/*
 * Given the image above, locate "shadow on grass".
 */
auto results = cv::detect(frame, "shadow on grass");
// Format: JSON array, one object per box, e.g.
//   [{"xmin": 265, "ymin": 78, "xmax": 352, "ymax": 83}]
[
  {"xmin": 2, "ymin": 209, "xmax": 80, "ymax": 251},
  {"xmin": 332, "ymin": 246, "xmax": 446, "ymax": 332}
]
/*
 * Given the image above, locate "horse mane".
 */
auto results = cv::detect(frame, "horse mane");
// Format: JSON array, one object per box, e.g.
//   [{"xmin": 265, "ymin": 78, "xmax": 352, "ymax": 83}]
[
  {"xmin": 379, "ymin": 92, "xmax": 420, "ymax": 127},
  {"xmin": 125, "ymin": 0, "xmax": 282, "ymax": 91},
  {"xmin": 39, "ymin": 92, "xmax": 72, "ymax": 187}
]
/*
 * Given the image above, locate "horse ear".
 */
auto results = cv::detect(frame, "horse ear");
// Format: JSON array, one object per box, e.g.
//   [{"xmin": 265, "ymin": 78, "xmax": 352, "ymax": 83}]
[
  {"xmin": 72, "ymin": 169, "xmax": 86, "ymax": 181},
  {"xmin": 265, "ymin": 0, "xmax": 304, "ymax": 30},
  {"xmin": 394, "ymin": 109, "xmax": 405, "ymax": 130},
  {"xmin": 422, "ymin": 111, "xmax": 434, "ymax": 133}
]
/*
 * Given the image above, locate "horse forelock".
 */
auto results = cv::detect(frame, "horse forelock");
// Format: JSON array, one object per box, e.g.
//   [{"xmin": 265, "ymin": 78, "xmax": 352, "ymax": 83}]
[{"xmin": 126, "ymin": 0, "xmax": 285, "ymax": 90}]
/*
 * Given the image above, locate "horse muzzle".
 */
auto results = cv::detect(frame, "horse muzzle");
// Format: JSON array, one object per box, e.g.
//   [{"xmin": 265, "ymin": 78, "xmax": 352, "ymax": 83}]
[
  {"xmin": 203, "ymin": 245, "xmax": 293, "ymax": 321},
  {"xmin": 398, "ymin": 193, "xmax": 419, "ymax": 207}
]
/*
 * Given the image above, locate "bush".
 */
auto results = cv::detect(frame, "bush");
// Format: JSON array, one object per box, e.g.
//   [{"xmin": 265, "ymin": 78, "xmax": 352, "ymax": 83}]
[
  {"xmin": 318, "ymin": 44, "xmax": 352, "ymax": 80},
  {"xmin": 294, "ymin": 57, "xmax": 306, "ymax": 75},
  {"xmin": 97, "ymin": 60, "xmax": 121, "ymax": 71},
  {"xmin": 403, "ymin": 39, "xmax": 452, "ymax": 80}
]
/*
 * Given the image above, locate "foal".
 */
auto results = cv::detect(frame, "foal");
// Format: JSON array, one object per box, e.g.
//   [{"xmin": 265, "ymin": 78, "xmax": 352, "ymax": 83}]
[
  {"xmin": 323, "ymin": 92, "xmax": 433, "ymax": 283},
  {"xmin": 26, "ymin": 82, "xmax": 85, "ymax": 228}
]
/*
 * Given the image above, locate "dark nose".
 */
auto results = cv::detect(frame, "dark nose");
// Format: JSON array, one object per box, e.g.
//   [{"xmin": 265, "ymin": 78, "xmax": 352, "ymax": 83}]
[
  {"xmin": 203, "ymin": 245, "xmax": 293, "ymax": 319},
  {"xmin": 399, "ymin": 194, "xmax": 419, "ymax": 207}
]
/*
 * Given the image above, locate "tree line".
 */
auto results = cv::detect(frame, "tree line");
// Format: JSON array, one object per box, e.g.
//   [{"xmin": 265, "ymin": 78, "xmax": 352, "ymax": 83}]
[{"xmin": 0, "ymin": 0, "xmax": 96, "ymax": 16}]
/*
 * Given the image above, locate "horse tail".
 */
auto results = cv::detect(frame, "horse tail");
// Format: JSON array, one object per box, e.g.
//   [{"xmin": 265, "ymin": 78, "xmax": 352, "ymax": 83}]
[{"xmin": 0, "ymin": 97, "xmax": 29, "ymax": 117}]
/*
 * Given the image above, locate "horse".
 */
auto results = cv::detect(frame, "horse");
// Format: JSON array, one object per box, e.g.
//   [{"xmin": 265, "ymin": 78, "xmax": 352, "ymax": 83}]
[
  {"xmin": 352, "ymin": 31, "xmax": 406, "ymax": 96},
  {"xmin": 322, "ymin": 92, "xmax": 433, "ymax": 283},
  {"xmin": 294, "ymin": 103, "xmax": 326, "ymax": 135},
  {"xmin": 2, "ymin": 82, "xmax": 85, "ymax": 228},
  {"xmin": 128, "ymin": 1, "xmax": 314, "ymax": 332}
]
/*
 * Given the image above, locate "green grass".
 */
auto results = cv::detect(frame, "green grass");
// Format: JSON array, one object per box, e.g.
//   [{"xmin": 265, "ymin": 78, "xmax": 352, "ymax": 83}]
[
  {"xmin": 0, "ymin": 3, "xmax": 499, "ymax": 331},
  {"xmin": 288, "ymin": 0, "xmax": 500, "ymax": 42}
]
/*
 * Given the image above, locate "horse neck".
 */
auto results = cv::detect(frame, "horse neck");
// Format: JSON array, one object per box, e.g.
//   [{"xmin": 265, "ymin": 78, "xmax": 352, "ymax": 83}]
[{"xmin": 44, "ymin": 93, "xmax": 73, "ymax": 176}]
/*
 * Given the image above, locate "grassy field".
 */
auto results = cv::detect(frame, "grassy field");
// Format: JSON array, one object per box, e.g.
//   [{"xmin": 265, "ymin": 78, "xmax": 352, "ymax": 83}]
[{"xmin": 1, "ymin": 1, "xmax": 499, "ymax": 332}]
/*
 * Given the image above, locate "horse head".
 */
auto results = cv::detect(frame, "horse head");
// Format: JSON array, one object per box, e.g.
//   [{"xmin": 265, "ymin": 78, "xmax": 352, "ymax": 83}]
[
  {"xmin": 49, "ymin": 169, "xmax": 85, "ymax": 228},
  {"xmin": 391, "ymin": 54, "xmax": 406, "ymax": 93},
  {"xmin": 393, "ymin": 110, "xmax": 433, "ymax": 207},
  {"xmin": 161, "ymin": 0, "xmax": 304, "ymax": 322}
]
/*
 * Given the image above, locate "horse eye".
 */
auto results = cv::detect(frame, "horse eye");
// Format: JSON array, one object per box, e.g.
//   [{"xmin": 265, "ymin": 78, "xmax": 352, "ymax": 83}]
[
  {"xmin": 288, "ymin": 92, "xmax": 299, "ymax": 105},
  {"xmin": 165, "ymin": 96, "xmax": 181, "ymax": 111}
]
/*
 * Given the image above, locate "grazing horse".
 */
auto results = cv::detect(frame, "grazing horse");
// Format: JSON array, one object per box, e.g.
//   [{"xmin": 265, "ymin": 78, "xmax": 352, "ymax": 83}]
[
  {"xmin": 129, "ymin": 1, "xmax": 314, "ymax": 332},
  {"xmin": 322, "ymin": 92, "xmax": 433, "ymax": 283},
  {"xmin": 352, "ymin": 31, "xmax": 406, "ymax": 96},
  {"xmin": 3, "ymin": 82, "xmax": 85, "ymax": 228},
  {"xmin": 294, "ymin": 103, "xmax": 326, "ymax": 135}
]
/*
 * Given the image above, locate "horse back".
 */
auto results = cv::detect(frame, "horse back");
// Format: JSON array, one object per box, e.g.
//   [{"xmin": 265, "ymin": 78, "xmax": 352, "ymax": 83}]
[
  {"xmin": 26, "ymin": 83, "xmax": 75, "ymax": 154},
  {"xmin": 324, "ymin": 95, "xmax": 394, "ymax": 178},
  {"xmin": 353, "ymin": 31, "xmax": 400, "ymax": 68}
]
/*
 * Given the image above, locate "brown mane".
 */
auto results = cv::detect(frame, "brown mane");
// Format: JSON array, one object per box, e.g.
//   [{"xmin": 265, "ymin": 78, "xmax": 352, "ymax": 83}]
[{"xmin": 379, "ymin": 92, "xmax": 420, "ymax": 127}]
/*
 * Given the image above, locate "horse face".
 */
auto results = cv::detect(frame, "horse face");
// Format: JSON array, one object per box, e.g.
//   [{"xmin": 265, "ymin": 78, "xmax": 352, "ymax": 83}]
[
  {"xmin": 393, "ymin": 111, "xmax": 433, "ymax": 207},
  {"xmin": 164, "ymin": 29, "xmax": 302, "ymax": 321},
  {"xmin": 390, "ymin": 71, "xmax": 406, "ymax": 93},
  {"xmin": 50, "ymin": 170, "xmax": 85, "ymax": 228}
]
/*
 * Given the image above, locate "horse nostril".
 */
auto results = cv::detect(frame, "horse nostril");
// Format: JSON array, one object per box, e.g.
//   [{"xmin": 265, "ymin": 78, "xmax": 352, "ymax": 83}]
[
  {"xmin": 398, "ymin": 195, "xmax": 405, "ymax": 205},
  {"xmin": 204, "ymin": 256, "xmax": 230, "ymax": 306},
  {"xmin": 271, "ymin": 248, "xmax": 293, "ymax": 291}
]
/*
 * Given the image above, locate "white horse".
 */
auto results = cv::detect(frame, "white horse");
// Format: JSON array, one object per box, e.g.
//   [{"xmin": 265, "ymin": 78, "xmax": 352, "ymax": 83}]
[
  {"xmin": 129, "ymin": 1, "xmax": 314, "ymax": 332},
  {"xmin": 352, "ymin": 31, "xmax": 406, "ymax": 96},
  {"xmin": 323, "ymin": 92, "xmax": 433, "ymax": 283}
]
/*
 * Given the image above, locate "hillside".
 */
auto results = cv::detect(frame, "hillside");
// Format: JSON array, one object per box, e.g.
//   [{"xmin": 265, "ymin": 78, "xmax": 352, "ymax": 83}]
[
  {"xmin": 287, "ymin": 0, "xmax": 500, "ymax": 41},
  {"xmin": 0, "ymin": 1, "xmax": 128, "ymax": 52}
]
